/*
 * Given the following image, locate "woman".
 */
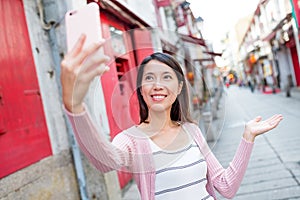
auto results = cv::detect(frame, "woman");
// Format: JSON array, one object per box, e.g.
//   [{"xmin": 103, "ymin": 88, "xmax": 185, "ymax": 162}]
[{"xmin": 61, "ymin": 35, "xmax": 283, "ymax": 200}]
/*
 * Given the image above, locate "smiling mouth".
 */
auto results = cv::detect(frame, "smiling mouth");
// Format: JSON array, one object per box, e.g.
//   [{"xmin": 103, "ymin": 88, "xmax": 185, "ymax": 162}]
[{"xmin": 151, "ymin": 95, "xmax": 167, "ymax": 101}]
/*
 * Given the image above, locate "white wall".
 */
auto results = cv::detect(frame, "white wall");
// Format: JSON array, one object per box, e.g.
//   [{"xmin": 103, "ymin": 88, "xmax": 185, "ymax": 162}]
[
  {"xmin": 121, "ymin": 0, "xmax": 158, "ymax": 27},
  {"xmin": 23, "ymin": 0, "xmax": 70, "ymax": 154}
]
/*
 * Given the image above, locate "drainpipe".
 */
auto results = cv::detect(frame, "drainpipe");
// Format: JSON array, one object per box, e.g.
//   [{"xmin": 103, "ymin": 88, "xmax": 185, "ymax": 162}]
[{"xmin": 37, "ymin": 0, "xmax": 89, "ymax": 199}]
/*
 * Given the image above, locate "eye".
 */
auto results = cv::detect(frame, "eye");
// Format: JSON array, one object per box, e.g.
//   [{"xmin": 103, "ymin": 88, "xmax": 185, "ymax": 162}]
[
  {"xmin": 144, "ymin": 75, "xmax": 154, "ymax": 81},
  {"xmin": 163, "ymin": 74, "xmax": 173, "ymax": 80}
]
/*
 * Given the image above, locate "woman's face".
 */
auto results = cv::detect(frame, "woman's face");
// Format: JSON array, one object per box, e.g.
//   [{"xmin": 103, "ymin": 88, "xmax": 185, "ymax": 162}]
[{"xmin": 140, "ymin": 60, "xmax": 182, "ymax": 113}]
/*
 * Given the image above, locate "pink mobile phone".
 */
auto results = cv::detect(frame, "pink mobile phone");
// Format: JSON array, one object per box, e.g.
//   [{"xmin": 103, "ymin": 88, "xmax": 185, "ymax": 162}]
[{"xmin": 65, "ymin": 2, "xmax": 102, "ymax": 52}]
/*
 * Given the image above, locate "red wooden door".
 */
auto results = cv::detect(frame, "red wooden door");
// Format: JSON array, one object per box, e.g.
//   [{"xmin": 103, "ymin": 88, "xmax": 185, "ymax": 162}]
[
  {"xmin": 100, "ymin": 12, "xmax": 138, "ymax": 189},
  {"xmin": 0, "ymin": 0, "xmax": 52, "ymax": 178},
  {"xmin": 96, "ymin": 5, "xmax": 155, "ymax": 188},
  {"xmin": 101, "ymin": 12, "xmax": 140, "ymax": 138},
  {"xmin": 133, "ymin": 29, "xmax": 154, "ymax": 64}
]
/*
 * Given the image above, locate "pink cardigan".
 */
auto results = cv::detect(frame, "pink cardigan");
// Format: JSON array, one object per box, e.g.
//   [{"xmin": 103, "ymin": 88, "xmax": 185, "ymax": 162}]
[{"xmin": 65, "ymin": 107, "xmax": 254, "ymax": 200}]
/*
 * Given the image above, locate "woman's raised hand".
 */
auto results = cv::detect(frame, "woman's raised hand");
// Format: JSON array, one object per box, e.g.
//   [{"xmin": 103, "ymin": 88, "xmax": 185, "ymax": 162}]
[
  {"xmin": 60, "ymin": 34, "xmax": 110, "ymax": 113},
  {"xmin": 243, "ymin": 114, "xmax": 283, "ymax": 142}
]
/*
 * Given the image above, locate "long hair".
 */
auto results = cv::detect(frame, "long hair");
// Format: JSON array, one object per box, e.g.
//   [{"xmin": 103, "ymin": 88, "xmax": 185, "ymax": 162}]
[{"xmin": 136, "ymin": 52, "xmax": 193, "ymax": 124}]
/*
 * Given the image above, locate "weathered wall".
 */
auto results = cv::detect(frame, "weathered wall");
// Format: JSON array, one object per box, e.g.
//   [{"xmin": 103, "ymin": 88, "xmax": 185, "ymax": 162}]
[{"xmin": 0, "ymin": 150, "xmax": 79, "ymax": 200}]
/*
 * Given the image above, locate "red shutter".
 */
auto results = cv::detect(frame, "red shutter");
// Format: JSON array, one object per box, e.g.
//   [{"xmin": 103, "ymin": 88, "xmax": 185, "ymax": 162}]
[
  {"xmin": 133, "ymin": 29, "xmax": 154, "ymax": 64},
  {"xmin": 0, "ymin": 0, "xmax": 52, "ymax": 178}
]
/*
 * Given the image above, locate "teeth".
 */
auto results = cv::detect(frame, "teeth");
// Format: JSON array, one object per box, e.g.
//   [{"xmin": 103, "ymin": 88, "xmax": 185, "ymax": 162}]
[{"xmin": 152, "ymin": 95, "xmax": 165, "ymax": 100}]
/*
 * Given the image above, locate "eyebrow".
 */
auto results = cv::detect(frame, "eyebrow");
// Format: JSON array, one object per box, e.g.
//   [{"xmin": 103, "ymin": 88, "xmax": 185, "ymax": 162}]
[{"xmin": 143, "ymin": 71, "xmax": 173, "ymax": 76}]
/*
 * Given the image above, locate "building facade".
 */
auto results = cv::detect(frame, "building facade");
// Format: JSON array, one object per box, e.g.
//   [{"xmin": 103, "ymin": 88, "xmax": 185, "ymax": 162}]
[{"xmin": 237, "ymin": 0, "xmax": 300, "ymax": 94}]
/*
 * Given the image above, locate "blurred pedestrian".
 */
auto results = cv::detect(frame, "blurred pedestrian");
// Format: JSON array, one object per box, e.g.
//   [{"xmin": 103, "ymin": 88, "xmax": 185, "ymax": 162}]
[
  {"xmin": 286, "ymin": 74, "xmax": 293, "ymax": 97},
  {"xmin": 247, "ymin": 76, "xmax": 254, "ymax": 93},
  {"xmin": 266, "ymin": 75, "xmax": 276, "ymax": 94},
  {"xmin": 61, "ymin": 35, "xmax": 283, "ymax": 200},
  {"xmin": 255, "ymin": 74, "xmax": 263, "ymax": 91}
]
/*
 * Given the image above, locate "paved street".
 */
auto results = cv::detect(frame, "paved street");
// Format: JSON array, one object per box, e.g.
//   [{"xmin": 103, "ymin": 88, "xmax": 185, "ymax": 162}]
[
  {"xmin": 123, "ymin": 85, "xmax": 300, "ymax": 200},
  {"xmin": 213, "ymin": 85, "xmax": 300, "ymax": 199}
]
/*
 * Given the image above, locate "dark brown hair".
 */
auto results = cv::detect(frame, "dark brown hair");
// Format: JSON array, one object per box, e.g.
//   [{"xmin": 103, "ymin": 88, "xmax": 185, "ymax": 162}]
[{"xmin": 136, "ymin": 52, "xmax": 193, "ymax": 124}]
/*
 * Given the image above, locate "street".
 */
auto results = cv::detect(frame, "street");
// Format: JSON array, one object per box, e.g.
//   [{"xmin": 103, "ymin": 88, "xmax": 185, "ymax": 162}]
[
  {"xmin": 123, "ymin": 85, "xmax": 300, "ymax": 200},
  {"xmin": 213, "ymin": 85, "xmax": 300, "ymax": 199}
]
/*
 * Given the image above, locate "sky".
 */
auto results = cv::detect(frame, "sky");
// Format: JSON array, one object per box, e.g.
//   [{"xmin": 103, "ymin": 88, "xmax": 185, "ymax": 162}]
[{"xmin": 189, "ymin": 0, "xmax": 260, "ymax": 50}]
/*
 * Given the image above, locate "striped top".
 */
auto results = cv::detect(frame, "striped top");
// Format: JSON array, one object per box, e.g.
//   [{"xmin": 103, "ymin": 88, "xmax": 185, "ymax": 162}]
[{"xmin": 149, "ymin": 136, "xmax": 213, "ymax": 200}]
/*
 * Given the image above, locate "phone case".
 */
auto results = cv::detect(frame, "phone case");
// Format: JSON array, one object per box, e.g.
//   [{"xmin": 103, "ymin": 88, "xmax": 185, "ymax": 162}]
[{"xmin": 65, "ymin": 2, "xmax": 102, "ymax": 52}]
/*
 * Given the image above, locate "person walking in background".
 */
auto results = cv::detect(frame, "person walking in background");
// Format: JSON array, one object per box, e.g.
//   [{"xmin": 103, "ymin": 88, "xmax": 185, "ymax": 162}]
[
  {"xmin": 286, "ymin": 74, "xmax": 293, "ymax": 97},
  {"xmin": 255, "ymin": 73, "xmax": 262, "ymax": 91},
  {"xmin": 60, "ymin": 35, "xmax": 283, "ymax": 200},
  {"xmin": 247, "ymin": 75, "xmax": 254, "ymax": 93},
  {"xmin": 266, "ymin": 75, "xmax": 276, "ymax": 94}
]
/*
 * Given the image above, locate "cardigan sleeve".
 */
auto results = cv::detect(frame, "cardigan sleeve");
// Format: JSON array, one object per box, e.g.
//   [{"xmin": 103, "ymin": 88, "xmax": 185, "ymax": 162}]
[
  {"xmin": 205, "ymin": 138, "xmax": 253, "ymax": 199},
  {"xmin": 186, "ymin": 123, "xmax": 254, "ymax": 199},
  {"xmin": 64, "ymin": 105, "xmax": 133, "ymax": 173}
]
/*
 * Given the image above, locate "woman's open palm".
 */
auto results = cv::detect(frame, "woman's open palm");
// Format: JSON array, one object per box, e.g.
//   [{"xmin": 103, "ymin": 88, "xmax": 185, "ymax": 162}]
[{"xmin": 245, "ymin": 114, "xmax": 283, "ymax": 138}]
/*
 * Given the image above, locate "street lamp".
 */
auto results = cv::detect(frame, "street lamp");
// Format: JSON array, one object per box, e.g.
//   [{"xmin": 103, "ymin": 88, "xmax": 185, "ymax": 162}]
[{"xmin": 195, "ymin": 16, "xmax": 204, "ymax": 38}]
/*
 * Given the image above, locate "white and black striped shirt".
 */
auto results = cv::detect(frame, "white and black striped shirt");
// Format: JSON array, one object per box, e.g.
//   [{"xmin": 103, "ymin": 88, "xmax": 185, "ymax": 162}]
[{"xmin": 149, "ymin": 136, "xmax": 214, "ymax": 200}]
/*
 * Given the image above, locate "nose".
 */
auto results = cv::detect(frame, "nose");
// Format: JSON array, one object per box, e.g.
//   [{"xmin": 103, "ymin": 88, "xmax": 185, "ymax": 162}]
[{"xmin": 153, "ymin": 80, "xmax": 163, "ymax": 90}]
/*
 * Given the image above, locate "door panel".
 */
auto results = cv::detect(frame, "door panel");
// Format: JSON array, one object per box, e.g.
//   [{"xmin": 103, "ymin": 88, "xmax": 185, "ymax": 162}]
[
  {"xmin": 100, "ymin": 10, "xmax": 155, "ymax": 189},
  {"xmin": 0, "ymin": 0, "xmax": 52, "ymax": 178},
  {"xmin": 100, "ymin": 11, "xmax": 137, "ymax": 189}
]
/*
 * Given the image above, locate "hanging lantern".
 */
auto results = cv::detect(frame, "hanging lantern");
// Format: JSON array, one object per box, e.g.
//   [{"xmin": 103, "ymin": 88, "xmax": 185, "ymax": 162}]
[
  {"xmin": 187, "ymin": 71, "xmax": 194, "ymax": 85},
  {"xmin": 187, "ymin": 71, "xmax": 194, "ymax": 81},
  {"xmin": 249, "ymin": 54, "xmax": 257, "ymax": 64}
]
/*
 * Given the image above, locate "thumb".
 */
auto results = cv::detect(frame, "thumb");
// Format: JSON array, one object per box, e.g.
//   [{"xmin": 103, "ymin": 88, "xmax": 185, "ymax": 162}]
[{"xmin": 255, "ymin": 116, "xmax": 262, "ymax": 122}]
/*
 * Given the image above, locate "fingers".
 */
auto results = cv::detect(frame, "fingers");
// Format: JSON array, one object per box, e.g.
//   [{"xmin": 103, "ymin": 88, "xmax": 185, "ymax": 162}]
[
  {"xmin": 71, "ymin": 41, "xmax": 105, "ymax": 69},
  {"xmin": 80, "ymin": 52, "xmax": 110, "ymax": 81},
  {"xmin": 69, "ymin": 34, "xmax": 86, "ymax": 57},
  {"xmin": 268, "ymin": 114, "xmax": 283, "ymax": 126},
  {"xmin": 265, "ymin": 114, "xmax": 282, "ymax": 123},
  {"xmin": 62, "ymin": 38, "xmax": 106, "ymax": 72},
  {"xmin": 85, "ymin": 64, "xmax": 110, "ymax": 81},
  {"xmin": 257, "ymin": 114, "xmax": 283, "ymax": 132},
  {"xmin": 83, "ymin": 52, "xmax": 110, "ymax": 69}
]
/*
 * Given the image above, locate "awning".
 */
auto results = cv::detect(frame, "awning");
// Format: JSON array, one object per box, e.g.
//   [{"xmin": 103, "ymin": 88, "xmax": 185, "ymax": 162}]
[
  {"xmin": 263, "ymin": 31, "xmax": 276, "ymax": 41},
  {"xmin": 179, "ymin": 34, "xmax": 206, "ymax": 46},
  {"xmin": 161, "ymin": 39, "xmax": 178, "ymax": 54},
  {"xmin": 193, "ymin": 58, "xmax": 214, "ymax": 62},
  {"xmin": 203, "ymin": 51, "xmax": 222, "ymax": 57},
  {"xmin": 263, "ymin": 13, "xmax": 292, "ymax": 41}
]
